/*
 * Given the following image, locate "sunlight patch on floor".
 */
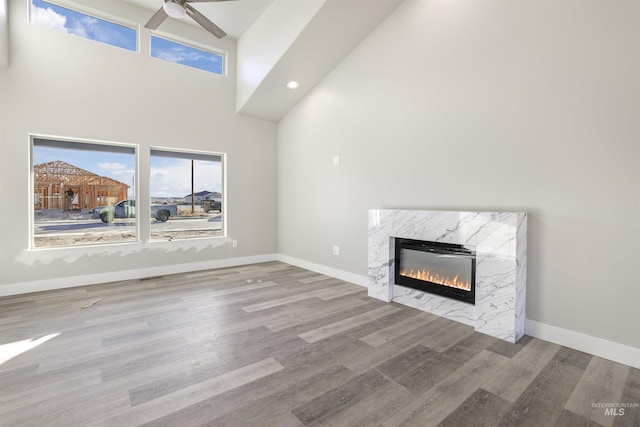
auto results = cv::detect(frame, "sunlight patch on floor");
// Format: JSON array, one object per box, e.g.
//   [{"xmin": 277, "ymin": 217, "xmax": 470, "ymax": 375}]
[{"xmin": 0, "ymin": 333, "xmax": 60, "ymax": 366}]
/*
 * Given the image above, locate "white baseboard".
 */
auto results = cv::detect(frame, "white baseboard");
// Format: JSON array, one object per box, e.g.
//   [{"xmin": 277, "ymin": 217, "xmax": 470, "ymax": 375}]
[
  {"xmin": 276, "ymin": 254, "xmax": 368, "ymax": 287},
  {"xmin": 525, "ymin": 319, "xmax": 640, "ymax": 369},
  {"xmin": 0, "ymin": 254, "xmax": 278, "ymax": 297}
]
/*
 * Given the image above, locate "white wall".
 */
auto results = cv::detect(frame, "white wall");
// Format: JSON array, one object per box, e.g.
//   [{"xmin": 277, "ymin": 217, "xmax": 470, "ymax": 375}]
[
  {"xmin": 278, "ymin": 0, "xmax": 640, "ymax": 349},
  {"xmin": 0, "ymin": 0, "xmax": 277, "ymax": 290}
]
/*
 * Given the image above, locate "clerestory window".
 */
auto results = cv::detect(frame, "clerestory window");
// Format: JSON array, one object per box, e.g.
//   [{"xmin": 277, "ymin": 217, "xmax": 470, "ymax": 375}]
[
  {"xmin": 30, "ymin": 0, "xmax": 137, "ymax": 52},
  {"xmin": 150, "ymin": 35, "xmax": 225, "ymax": 75}
]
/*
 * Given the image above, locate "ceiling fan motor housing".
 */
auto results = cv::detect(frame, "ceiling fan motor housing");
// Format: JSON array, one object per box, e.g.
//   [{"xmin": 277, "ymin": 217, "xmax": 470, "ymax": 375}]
[
  {"xmin": 164, "ymin": 0, "xmax": 187, "ymax": 19},
  {"xmin": 146, "ymin": 0, "xmax": 230, "ymax": 39}
]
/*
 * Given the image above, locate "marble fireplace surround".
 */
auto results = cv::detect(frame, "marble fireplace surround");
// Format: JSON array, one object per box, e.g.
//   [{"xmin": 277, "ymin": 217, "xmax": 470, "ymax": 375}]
[{"xmin": 368, "ymin": 209, "xmax": 527, "ymax": 343}]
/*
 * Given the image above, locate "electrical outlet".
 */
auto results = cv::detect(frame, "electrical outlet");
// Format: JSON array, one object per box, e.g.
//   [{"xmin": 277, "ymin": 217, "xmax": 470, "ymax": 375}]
[
  {"xmin": 333, "ymin": 245, "xmax": 340, "ymax": 255},
  {"xmin": 232, "ymin": 240, "xmax": 238, "ymax": 248},
  {"xmin": 332, "ymin": 156, "xmax": 340, "ymax": 166}
]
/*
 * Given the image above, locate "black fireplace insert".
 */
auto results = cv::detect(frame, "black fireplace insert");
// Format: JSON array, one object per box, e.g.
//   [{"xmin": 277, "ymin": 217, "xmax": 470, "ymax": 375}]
[{"xmin": 394, "ymin": 238, "xmax": 476, "ymax": 305}]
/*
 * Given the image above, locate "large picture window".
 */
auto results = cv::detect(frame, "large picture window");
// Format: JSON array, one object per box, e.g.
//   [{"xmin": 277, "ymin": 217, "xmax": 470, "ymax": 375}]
[
  {"xmin": 150, "ymin": 149, "xmax": 224, "ymax": 241},
  {"xmin": 31, "ymin": 137, "xmax": 137, "ymax": 248}
]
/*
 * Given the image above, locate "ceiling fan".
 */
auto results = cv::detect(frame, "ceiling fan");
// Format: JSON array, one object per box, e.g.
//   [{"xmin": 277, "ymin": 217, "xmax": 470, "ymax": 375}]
[{"xmin": 145, "ymin": 0, "xmax": 235, "ymax": 39}]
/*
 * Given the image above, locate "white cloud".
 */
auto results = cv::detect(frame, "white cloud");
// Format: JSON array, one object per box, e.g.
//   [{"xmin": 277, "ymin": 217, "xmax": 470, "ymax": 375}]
[
  {"xmin": 31, "ymin": 5, "xmax": 68, "ymax": 32},
  {"xmin": 68, "ymin": 15, "xmax": 96, "ymax": 38},
  {"xmin": 98, "ymin": 162, "xmax": 127, "ymax": 171},
  {"xmin": 98, "ymin": 162, "xmax": 130, "ymax": 175},
  {"xmin": 98, "ymin": 163, "xmax": 134, "ymax": 194},
  {"xmin": 150, "ymin": 159, "xmax": 221, "ymax": 198},
  {"xmin": 154, "ymin": 47, "xmax": 208, "ymax": 64}
]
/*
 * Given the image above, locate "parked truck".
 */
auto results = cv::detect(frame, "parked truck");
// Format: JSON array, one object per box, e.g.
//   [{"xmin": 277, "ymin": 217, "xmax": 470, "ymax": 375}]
[
  {"xmin": 200, "ymin": 199, "xmax": 222, "ymax": 213},
  {"xmin": 92, "ymin": 200, "xmax": 177, "ymax": 223}
]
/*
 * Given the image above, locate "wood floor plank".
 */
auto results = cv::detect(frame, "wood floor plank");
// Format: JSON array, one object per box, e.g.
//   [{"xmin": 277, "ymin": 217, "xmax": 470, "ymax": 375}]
[
  {"xmin": 27, "ymin": 389, "xmax": 131, "ymax": 427},
  {"xmin": 488, "ymin": 334, "xmax": 533, "ymax": 358},
  {"xmin": 251, "ymin": 411, "xmax": 306, "ymax": 427},
  {"xmin": 496, "ymin": 349, "xmax": 588, "ymax": 427},
  {"xmin": 264, "ymin": 296, "xmax": 369, "ymax": 332},
  {"xmin": 0, "ymin": 371, "xmax": 109, "ymax": 425},
  {"xmin": 554, "ymin": 408, "xmax": 603, "ymax": 427},
  {"xmin": 376, "ymin": 344, "xmax": 437, "ymax": 383},
  {"xmin": 340, "ymin": 313, "xmax": 462, "ymax": 374},
  {"xmin": 316, "ymin": 284, "xmax": 366, "ymax": 300},
  {"xmin": 241, "ymin": 288, "xmax": 340, "ymax": 312},
  {"xmin": 438, "ymin": 388, "xmax": 513, "ymax": 427},
  {"xmin": 553, "ymin": 345, "xmax": 593, "ymax": 370},
  {"xmin": 181, "ymin": 280, "xmax": 279, "ymax": 299},
  {"xmin": 126, "ymin": 332, "xmax": 305, "ymax": 408},
  {"xmin": 387, "ymin": 340, "xmax": 481, "ymax": 395},
  {"xmin": 482, "ymin": 337, "xmax": 561, "ymax": 402},
  {"xmin": 95, "ymin": 357, "xmax": 284, "ymax": 426},
  {"xmin": 417, "ymin": 318, "xmax": 475, "ymax": 352},
  {"xmin": 83, "ymin": 301, "xmax": 189, "ymax": 326},
  {"xmin": 307, "ymin": 378, "xmax": 416, "ymax": 427},
  {"xmin": 291, "ymin": 369, "xmax": 389, "ymax": 425},
  {"xmin": 359, "ymin": 311, "xmax": 437, "ymax": 347},
  {"xmin": 382, "ymin": 349, "xmax": 509, "ymax": 426},
  {"xmin": 298, "ymin": 305, "xmax": 401, "ymax": 343},
  {"xmin": 0, "ymin": 370, "xmax": 101, "ymax": 411},
  {"xmin": 565, "ymin": 356, "xmax": 631, "ymax": 427},
  {"xmin": 613, "ymin": 367, "xmax": 640, "ymax": 427},
  {"xmin": 280, "ymin": 299, "xmax": 386, "ymax": 336},
  {"xmin": 176, "ymin": 364, "xmax": 358, "ymax": 427},
  {"xmin": 3, "ymin": 348, "xmax": 225, "ymax": 426},
  {"xmin": 100, "ymin": 338, "xmax": 218, "ymax": 382},
  {"xmin": 298, "ymin": 274, "xmax": 336, "ymax": 284}
]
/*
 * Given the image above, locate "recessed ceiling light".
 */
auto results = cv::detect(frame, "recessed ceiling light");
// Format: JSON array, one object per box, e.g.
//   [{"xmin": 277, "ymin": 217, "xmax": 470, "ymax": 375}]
[{"xmin": 286, "ymin": 81, "xmax": 299, "ymax": 90}]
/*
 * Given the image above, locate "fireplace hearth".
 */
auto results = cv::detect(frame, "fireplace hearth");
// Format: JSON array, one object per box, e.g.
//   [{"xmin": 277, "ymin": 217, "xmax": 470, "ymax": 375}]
[{"xmin": 395, "ymin": 238, "xmax": 476, "ymax": 305}]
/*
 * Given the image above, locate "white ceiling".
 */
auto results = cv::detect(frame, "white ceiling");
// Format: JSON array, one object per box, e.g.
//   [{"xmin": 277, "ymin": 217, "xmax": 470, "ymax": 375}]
[{"xmin": 124, "ymin": 0, "xmax": 275, "ymax": 40}]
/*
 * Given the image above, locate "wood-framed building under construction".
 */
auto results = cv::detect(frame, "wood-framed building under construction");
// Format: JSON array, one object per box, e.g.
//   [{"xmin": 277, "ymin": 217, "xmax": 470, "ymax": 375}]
[{"xmin": 34, "ymin": 161, "xmax": 129, "ymax": 211}]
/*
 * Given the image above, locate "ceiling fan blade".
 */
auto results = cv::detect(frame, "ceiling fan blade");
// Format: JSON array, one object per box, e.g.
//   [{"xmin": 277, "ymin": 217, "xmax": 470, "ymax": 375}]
[
  {"xmin": 144, "ymin": 6, "xmax": 168, "ymax": 30},
  {"xmin": 185, "ymin": 4, "xmax": 227, "ymax": 38}
]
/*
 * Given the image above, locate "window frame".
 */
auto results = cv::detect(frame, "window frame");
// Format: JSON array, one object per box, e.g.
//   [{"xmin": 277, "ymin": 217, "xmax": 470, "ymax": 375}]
[{"xmin": 149, "ymin": 147, "xmax": 227, "ymax": 242}]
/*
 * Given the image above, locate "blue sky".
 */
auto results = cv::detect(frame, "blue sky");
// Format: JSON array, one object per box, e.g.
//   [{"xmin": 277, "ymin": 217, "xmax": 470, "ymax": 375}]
[
  {"xmin": 34, "ymin": 146, "xmax": 222, "ymax": 198},
  {"xmin": 32, "ymin": 0, "xmax": 224, "ymax": 75},
  {"xmin": 151, "ymin": 36, "xmax": 223, "ymax": 75}
]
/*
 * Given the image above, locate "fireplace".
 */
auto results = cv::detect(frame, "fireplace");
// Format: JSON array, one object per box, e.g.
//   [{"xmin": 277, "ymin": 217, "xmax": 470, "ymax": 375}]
[{"xmin": 394, "ymin": 238, "xmax": 476, "ymax": 305}]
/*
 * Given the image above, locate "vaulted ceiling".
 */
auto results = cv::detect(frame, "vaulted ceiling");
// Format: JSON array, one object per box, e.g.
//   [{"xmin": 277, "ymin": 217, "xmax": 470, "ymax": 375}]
[{"xmin": 92, "ymin": 0, "xmax": 404, "ymax": 121}]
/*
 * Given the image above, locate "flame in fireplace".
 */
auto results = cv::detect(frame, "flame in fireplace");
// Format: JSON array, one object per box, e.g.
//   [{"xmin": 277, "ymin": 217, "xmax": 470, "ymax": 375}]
[{"xmin": 400, "ymin": 269, "xmax": 471, "ymax": 291}]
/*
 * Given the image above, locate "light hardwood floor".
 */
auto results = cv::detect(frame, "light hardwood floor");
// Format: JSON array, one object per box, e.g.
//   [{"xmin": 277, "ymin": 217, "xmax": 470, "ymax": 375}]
[{"xmin": 1, "ymin": 261, "xmax": 638, "ymax": 426}]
